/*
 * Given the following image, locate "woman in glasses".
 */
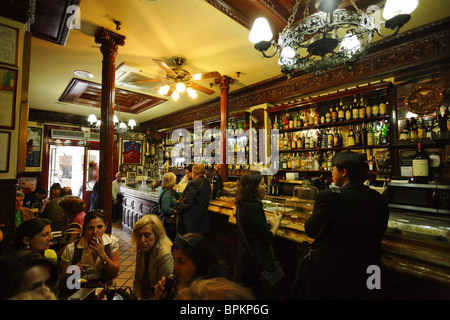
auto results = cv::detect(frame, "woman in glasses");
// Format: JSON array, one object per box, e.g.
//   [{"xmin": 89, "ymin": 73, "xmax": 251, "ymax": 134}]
[
  {"xmin": 132, "ymin": 214, "xmax": 174, "ymax": 300},
  {"xmin": 154, "ymin": 233, "xmax": 231, "ymax": 299},
  {"xmin": 60, "ymin": 209, "xmax": 119, "ymax": 285}
]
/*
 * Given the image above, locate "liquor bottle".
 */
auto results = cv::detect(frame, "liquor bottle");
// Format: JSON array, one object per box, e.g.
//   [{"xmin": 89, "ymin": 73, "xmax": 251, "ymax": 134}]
[
  {"xmin": 293, "ymin": 112, "xmax": 298, "ymax": 128},
  {"xmin": 372, "ymin": 97, "xmax": 379, "ymax": 117},
  {"xmin": 301, "ymin": 133, "xmax": 306, "ymax": 149},
  {"xmin": 358, "ymin": 97, "xmax": 366, "ymax": 119},
  {"xmin": 409, "ymin": 117, "xmax": 418, "ymax": 141},
  {"xmin": 283, "ymin": 114, "xmax": 289, "ymax": 130},
  {"xmin": 426, "ymin": 118, "xmax": 433, "ymax": 139},
  {"xmin": 304, "ymin": 111, "xmax": 310, "ymax": 127},
  {"xmin": 338, "ymin": 100, "xmax": 345, "ymax": 121},
  {"xmin": 279, "ymin": 132, "xmax": 284, "ymax": 150},
  {"xmin": 399, "ymin": 119, "xmax": 410, "ymax": 140},
  {"xmin": 308, "ymin": 109, "xmax": 315, "ymax": 126},
  {"xmin": 327, "ymin": 129, "xmax": 334, "ymax": 148},
  {"xmin": 325, "ymin": 108, "xmax": 332, "ymax": 123},
  {"xmin": 297, "ymin": 133, "xmax": 302, "ymax": 149},
  {"xmin": 355, "ymin": 125, "xmax": 362, "ymax": 146},
  {"xmin": 338, "ymin": 128, "xmax": 343, "ymax": 147},
  {"xmin": 291, "ymin": 133, "xmax": 297, "ymax": 150},
  {"xmin": 289, "ymin": 113, "xmax": 294, "ymax": 129},
  {"xmin": 417, "ymin": 117, "xmax": 426, "ymax": 139},
  {"xmin": 352, "ymin": 97, "xmax": 359, "ymax": 119},
  {"xmin": 317, "ymin": 130, "xmax": 322, "ymax": 149},
  {"xmin": 348, "ymin": 126, "xmax": 356, "ymax": 147},
  {"xmin": 321, "ymin": 130, "xmax": 328, "ymax": 149},
  {"xmin": 331, "ymin": 104, "xmax": 338, "ymax": 122},
  {"xmin": 309, "ymin": 132, "xmax": 315, "ymax": 149},
  {"xmin": 373, "ymin": 121, "xmax": 381, "ymax": 145},
  {"xmin": 296, "ymin": 112, "xmax": 303, "ymax": 128},
  {"xmin": 429, "ymin": 152, "xmax": 441, "ymax": 182},
  {"xmin": 283, "ymin": 133, "xmax": 289, "ymax": 150},
  {"xmin": 379, "ymin": 94, "xmax": 387, "ymax": 115},
  {"xmin": 361, "ymin": 122, "xmax": 368, "ymax": 146},
  {"xmin": 287, "ymin": 153, "xmax": 292, "ymax": 169},
  {"xmin": 305, "ymin": 133, "xmax": 310, "ymax": 149},
  {"xmin": 278, "ymin": 115, "xmax": 283, "ymax": 130},
  {"xmin": 432, "ymin": 110, "xmax": 441, "ymax": 138},
  {"xmin": 380, "ymin": 120, "xmax": 388, "ymax": 145},
  {"xmin": 411, "ymin": 143, "xmax": 429, "ymax": 184},
  {"xmin": 365, "ymin": 97, "xmax": 372, "ymax": 118},
  {"xmin": 368, "ymin": 155, "xmax": 375, "ymax": 171},
  {"xmin": 333, "ymin": 128, "xmax": 339, "ymax": 147},
  {"xmin": 314, "ymin": 108, "xmax": 320, "ymax": 126},
  {"xmin": 345, "ymin": 101, "xmax": 352, "ymax": 121},
  {"xmin": 367, "ymin": 123, "xmax": 375, "ymax": 146}
]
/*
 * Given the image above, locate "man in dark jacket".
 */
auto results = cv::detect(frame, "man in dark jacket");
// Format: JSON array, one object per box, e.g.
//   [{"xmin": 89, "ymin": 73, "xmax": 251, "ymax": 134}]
[
  {"xmin": 304, "ymin": 151, "xmax": 389, "ymax": 300},
  {"xmin": 175, "ymin": 164, "xmax": 211, "ymax": 235}
]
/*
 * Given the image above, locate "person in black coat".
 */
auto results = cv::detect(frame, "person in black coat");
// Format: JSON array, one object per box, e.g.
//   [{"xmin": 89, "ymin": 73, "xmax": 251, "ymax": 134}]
[
  {"xmin": 304, "ymin": 151, "xmax": 389, "ymax": 300},
  {"xmin": 235, "ymin": 171, "xmax": 282, "ymax": 299},
  {"xmin": 175, "ymin": 164, "xmax": 212, "ymax": 235}
]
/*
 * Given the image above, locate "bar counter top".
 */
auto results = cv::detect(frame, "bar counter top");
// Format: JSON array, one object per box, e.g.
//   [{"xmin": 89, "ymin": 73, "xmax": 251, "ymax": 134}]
[
  {"xmin": 208, "ymin": 199, "xmax": 450, "ymax": 289},
  {"xmin": 121, "ymin": 186, "xmax": 450, "ymax": 294}
]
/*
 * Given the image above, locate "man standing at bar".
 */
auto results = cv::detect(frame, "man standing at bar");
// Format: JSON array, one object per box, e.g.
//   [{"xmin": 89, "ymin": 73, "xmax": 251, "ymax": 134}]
[
  {"xmin": 175, "ymin": 164, "xmax": 211, "ymax": 236},
  {"xmin": 303, "ymin": 151, "xmax": 389, "ymax": 299},
  {"xmin": 112, "ymin": 172, "xmax": 122, "ymax": 222}
]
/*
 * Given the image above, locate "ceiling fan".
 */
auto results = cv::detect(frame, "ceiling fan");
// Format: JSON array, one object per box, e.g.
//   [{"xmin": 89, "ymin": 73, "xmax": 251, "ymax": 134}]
[{"xmin": 131, "ymin": 58, "xmax": 221, "ymax": 99}]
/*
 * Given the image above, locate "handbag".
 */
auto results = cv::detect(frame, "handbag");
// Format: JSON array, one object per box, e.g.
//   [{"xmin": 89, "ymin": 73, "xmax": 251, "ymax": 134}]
[{"xmin": 236, "ymin": 208, "xmax": 285, "ymax": 288}]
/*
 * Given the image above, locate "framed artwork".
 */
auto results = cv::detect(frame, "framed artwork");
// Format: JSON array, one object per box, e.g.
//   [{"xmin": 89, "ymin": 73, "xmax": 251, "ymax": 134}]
[
  {"xmin": 0, "ymin": 24, "xmax": 19, "ymax": 67},
  {"xmin": 26, "ymin": 127, "xmax": 43, "ymax": 167},
  {"xmin": 119, "ymin": 164, "xmax": 128, "ymax": 175},
  {"xmin": 0, "ymin": 131, "xmax": 10, "ymax": 172},
  {"xmin": 0, "ymin": 67, "xmax": 17, "ymax": 129},
  {"xmin": 128, "ymin": 172, "xmax": 136, "ymax": 178},
  {"xmin": 137, "ymin": 165, "xmax": 144, "ymax": 175},
  {"xmin": 128, "ymin": 164, "xmax": 136, "ymax": 172},
  {"xmin": 122, "ymin": 140, "xmax": 142, "ymax": 164}
]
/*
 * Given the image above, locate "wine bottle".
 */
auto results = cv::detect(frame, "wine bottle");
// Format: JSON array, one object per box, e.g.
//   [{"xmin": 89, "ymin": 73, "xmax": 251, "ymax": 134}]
[
  {"xmin": 379, "ymin": 94, "xmax": 387, "ymax": 115},
  {"xmin": 361, "ymin": 122, "xmax": 368, "ymax": 146},
  {"xmin": 352, "ymin": 96, "xmax": 359, "ymax": 119},
  {"xmin": 411, "ymin": 143, "xmax": 429, "ymax": 184},
  {"xmin": 367, "ymin": 123, "xmax": 375, "ymax": 146},
  {"xmin": 355, "ymin": 125, "xmax": 362, "ymax": 146},
  {"xmin": 345, "ymin": 101, "xmax": 352, "ymax": 121},
  {"xmin": 399, "ymin": 119, "xmax": 410, "ymax": 140},
  {"xmin": 331, "ymin": 104, "xmax": 338, "ymax": 122},
  {"xmin": 348, "ymin": 126, "xmax": 356, "ymax": 147},
  {"xmin": 358, "ymin": 97, "xmax": 366, "ymax": 119},
  {"xmin": 338, "ymin": 100, "xmax": 345, "ymax": 121},
  {"xmin": 365, "ymin": 97, "xmax": 372, "ymax": 118},
  {"xmin": 372, "ymin": 97, "xmax": 379, "ymax": 117},
  {"xmin": 409, "ymin": 117, "xmax": 418, "ymax": 141},
  {"xmin": 325, "ymin": 108, "xmax": 332, "ymax": 123}
]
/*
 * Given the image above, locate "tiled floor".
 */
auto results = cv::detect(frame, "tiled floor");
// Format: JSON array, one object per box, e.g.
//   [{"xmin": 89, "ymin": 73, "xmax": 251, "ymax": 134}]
[{"xmin": 111, "ymin": 221, "xmax": 136, "ymax": 289}]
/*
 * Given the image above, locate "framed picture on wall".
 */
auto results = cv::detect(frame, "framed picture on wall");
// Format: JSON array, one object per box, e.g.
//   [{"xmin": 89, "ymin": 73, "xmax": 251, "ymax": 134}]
[
  {"xmin": 0, "ymin": 67, "xmax": 17, "ymax": 129},
  {"xmin": 0, "ymin": 24, "xmax": 19, "ymax": 67},
  {"xmin": 0, "ymin": 131, "xmax": 10, "ymax": 172},
  {"xmin": 26, "ymin": 127, "xmax": 43, "ymax": 167},
  {"xmin": 122, "ymin": 139, "xmax": 142, "ymax": 165}
]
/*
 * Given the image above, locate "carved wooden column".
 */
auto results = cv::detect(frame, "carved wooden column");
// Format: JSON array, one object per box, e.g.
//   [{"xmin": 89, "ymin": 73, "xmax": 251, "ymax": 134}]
[
  {"xmin": 215, "ymin": 75, "xmax": 234, "ymax": 182},
  {"xmin": 94, "ymin": 28, "xmax": 125, "ymax": 231}
]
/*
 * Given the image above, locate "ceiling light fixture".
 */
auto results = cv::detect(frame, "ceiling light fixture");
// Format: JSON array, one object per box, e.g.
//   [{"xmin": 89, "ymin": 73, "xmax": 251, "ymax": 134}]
[
  {"xmin": 249, "ymin": 0, "xmax": 418, "ymax": 76},
  {"xmin": 73, "ymin": 70, "xmax": 94, "ymax": 78}
]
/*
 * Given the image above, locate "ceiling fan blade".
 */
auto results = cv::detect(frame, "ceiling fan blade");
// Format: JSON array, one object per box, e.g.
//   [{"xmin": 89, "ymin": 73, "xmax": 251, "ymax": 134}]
[
  {"xmin": 190, "ymin": 82, "xmax": 215, "ymax": 95},
  {"xmin": 193, "ymin": 71, "xmax": 221, "ymax": 80},
  {"xmin": 129, "ymin": 78, "xmax": 165, "ymax": 84},
  {"xmin": 166, "ymin": 86, "xmax": 175, "ymax": 96},
  {"xmin": 153, "ymin": 59, "xmax": 176, "ymax": 75}
]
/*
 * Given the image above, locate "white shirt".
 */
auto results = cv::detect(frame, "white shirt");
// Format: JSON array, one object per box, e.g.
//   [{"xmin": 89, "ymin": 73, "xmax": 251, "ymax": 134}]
[
  {"xmin": 61, "ymin": 234, "xmax": 119, "ymax": 282},
  {"xmin": 112, "ymin": 179, "xmax": 121, "ymax": 200}
]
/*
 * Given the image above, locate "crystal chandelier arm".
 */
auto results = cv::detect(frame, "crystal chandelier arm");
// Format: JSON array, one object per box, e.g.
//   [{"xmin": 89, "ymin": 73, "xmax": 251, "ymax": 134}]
[{"xmin": 374, "ymin": 21, "xmax": 401, "ymax": 38}]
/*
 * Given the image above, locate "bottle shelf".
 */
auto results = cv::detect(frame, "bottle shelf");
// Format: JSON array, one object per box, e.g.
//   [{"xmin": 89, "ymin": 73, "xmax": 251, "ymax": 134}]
[
  {"xmin": 275, "ymin": 115, "xmax": 389, "ymax": 133},
  {"xmin": 278, "ymin": 144, "xmax": 390, "ymax": 153}
]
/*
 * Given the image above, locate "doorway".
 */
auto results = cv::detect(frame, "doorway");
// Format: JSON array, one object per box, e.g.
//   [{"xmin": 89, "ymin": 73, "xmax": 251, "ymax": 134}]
[{"xmin": 48, "ymin": 145, "xmax": 99, "ymax": 208}]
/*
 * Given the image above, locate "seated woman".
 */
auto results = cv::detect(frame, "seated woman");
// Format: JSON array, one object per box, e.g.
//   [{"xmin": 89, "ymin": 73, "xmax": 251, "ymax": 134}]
[
  {"xmin": 154, "ymin": 233, "xmax": 231, "ymax": 300},
  {"xmin": 158, "ymin": 172, "xmax": 182, "ymax": 240},
  {"xmin": 57, "ymin": 196, "xmax": 86, "ymax": 258},
  {"xmin": 132, "ymin": 214, "xmax": 174, "ymax": 300},
  {"xmin": 0, "ymin": 250, "xmax": 59, "ymax": 300},
  {"xmin": 12, "ymin": 218, "xmax": 57, "ymax": 261},
  {"xmin": 60, "ymin": 209, "xmax": 119, "ymax": 285}
]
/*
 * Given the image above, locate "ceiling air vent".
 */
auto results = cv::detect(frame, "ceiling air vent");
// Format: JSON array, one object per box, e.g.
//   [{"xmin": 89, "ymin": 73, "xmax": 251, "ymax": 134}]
[{"xmin": 51, "ymin": 129, "xmax": 86, "ymax": 141}]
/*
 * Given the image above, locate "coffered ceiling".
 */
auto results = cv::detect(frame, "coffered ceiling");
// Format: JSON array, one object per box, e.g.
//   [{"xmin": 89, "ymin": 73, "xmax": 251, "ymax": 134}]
[{"xmin": 21, "ymin": 0, "xmax": 450, "ymax": 128}]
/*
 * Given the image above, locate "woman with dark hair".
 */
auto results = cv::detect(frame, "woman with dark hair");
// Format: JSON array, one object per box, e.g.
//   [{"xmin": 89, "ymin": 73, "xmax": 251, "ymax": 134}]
[
  {"xmin": 235, "ymin": 171, "xmax": 283, "ymax": 299},
  {"xmin": 12, "ymin": 218, "xmax": 57, "ymax": 261},
  {"xmin": 60, "ymin": 210, "xmax": 119, "ymax": 284},
  {"xmin": 0, "ymin": 250, "xmax": 59, "ymax": 300},
  {"xmin": 154, "ymin": 233, "xmax": 231, "ymax": 299}
]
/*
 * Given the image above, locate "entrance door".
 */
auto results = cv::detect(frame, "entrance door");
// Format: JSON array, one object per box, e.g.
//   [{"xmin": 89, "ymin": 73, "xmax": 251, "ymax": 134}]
[{"xmin": 48, "ymin": 145, "xmax": 100, "ymax": 209}]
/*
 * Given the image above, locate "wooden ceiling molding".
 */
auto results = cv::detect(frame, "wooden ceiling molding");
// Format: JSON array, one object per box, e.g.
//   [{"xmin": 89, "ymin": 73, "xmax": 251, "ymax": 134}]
[
  {"xmin": 143, "ymin": 17, "xmax": 450, "ymax": 131},
  {"xmin": 59, "ymin": 78, "xmax": 167, "ymax": 114}
]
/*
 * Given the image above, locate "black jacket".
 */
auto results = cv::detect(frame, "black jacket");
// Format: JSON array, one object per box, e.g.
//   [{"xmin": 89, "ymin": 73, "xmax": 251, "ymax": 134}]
[
  {"xmin": 304, "ymin": 181, "xmax": 389, "ymax": 299},
  {"xmin": 177, "ymin": 175, "xmax": 211, "ymax": 234}
]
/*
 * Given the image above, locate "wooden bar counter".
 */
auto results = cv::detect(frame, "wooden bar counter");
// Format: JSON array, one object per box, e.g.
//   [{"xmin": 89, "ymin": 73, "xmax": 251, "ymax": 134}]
[{"xmin": 121, "ymin": 186, "xmax": 450, "ymax": 299}]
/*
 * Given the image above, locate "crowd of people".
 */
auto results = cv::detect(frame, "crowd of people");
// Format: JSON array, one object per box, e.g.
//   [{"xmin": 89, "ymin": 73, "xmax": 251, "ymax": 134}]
[{"xmin": 0, "ymin": 152, "xmax": 389, "ymax": 300}]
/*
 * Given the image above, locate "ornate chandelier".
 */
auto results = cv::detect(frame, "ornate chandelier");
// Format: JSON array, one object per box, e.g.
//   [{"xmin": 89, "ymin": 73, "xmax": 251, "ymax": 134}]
[{"xmin": 249, "ymin": 0, "xmax": 418, "ymax": 76}]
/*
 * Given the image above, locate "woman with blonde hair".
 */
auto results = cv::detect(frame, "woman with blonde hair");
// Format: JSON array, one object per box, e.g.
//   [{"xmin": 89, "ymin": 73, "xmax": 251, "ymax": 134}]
[
  {"xmin": 132, "ymin": 214, "xmax": 174, "ymax": 300},
  {"xmin": 158, "ymin": 172, "xmax": 182, "ymax": 240}
]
